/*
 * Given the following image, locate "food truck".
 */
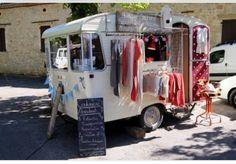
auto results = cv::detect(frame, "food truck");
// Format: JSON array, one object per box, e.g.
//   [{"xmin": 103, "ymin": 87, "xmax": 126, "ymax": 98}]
[{"xmin": 42, "ymin": 6, "xmax": 210, "ymax": 132}]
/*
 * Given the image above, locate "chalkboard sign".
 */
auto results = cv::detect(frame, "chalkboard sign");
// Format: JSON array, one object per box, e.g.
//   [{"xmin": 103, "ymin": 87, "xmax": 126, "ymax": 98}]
[
  {"xmin": 116, "ymin": 11, "xmax": 161, "ymax": 32},
  {"xmin": 77, "ymin": 98, "xmax": 106, "ymax": 157}
]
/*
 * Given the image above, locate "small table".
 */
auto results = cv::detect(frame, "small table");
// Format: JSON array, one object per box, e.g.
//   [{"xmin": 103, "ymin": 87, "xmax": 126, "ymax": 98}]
[{"xmin": 195, "ymin": 91, "xmax": 222, "ymax": 126}]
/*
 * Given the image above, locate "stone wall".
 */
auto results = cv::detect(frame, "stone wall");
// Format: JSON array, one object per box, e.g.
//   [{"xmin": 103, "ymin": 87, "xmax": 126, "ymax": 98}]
[
  {"xmin": 0, "ymin": 4, "xmax": 70, "ymax": 76},
  {"xmin": 1, "ymin": 3, "xmax": 236, "ymax": 76},
  {"xmin": 100, "ymin": 3, "xmax": 236, "ymax": 47}
]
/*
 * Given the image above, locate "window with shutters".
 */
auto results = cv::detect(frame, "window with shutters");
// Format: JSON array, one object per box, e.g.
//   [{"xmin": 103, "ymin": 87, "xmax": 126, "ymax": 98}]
[
  {"xmin": 0, "ymin": 28, "xmax": 6, "ymax": 52},
  {"xmin": 222, "ymin": 20, "xmax": 236, "ymax": 43},
  {"xmin": 40, "ymin": 26, "xmax": 50, "ymax": 52}
]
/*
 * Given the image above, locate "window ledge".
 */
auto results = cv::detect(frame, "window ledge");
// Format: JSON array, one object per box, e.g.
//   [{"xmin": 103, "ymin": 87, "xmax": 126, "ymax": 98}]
[{"xmin": 0, "ymin": 51, "xmax": 8, "ymax": 54}]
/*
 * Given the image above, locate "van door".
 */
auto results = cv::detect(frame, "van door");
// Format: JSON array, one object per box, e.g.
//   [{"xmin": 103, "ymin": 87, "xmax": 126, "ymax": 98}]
[
  {"xmin": 225, "ymin": 46, "xmax": 236, "ymax": 77},
  {"xmin": 209, "ymin": 49, "xmax": 227, "ymax": 81},
  {"xmin": 192, "ymin": 25, "xmax": 210, "ymax": 101}
]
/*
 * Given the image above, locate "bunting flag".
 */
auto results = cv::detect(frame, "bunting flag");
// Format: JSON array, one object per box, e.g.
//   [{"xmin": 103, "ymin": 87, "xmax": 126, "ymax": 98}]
[
  {"xmin": 61, "ymin": 94, "xmax": 65, "ymax": 105},
  {"xmin": 44, "ymin": 76, "xmax": 49, "ymax": 85},
  {"xmin": 48, "ymin": 84, "xmax": 53, "ymax": 93},
  {"xmin": 73, "ymin": 84, "xmax": 79, "ymax": 92},
  {"xmin": 66, "ymin": 91, "xmax": 74, "ymax": 101},
  {"xmin": 51, "ymin": 87, "xmax": 56, "ymax": 100},
  {"xmin": 79, "ymin": 77, "xmax": 85, "ymax": 89},
  {"xmin": 47, "ymin": 82, "xmax": 80, "ymax": 104}
]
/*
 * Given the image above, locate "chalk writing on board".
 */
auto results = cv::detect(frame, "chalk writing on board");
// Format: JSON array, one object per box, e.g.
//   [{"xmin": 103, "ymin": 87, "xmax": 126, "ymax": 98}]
[{"xmin": 77, "ymin": 98, "xmax": 106, "ymax": 157}]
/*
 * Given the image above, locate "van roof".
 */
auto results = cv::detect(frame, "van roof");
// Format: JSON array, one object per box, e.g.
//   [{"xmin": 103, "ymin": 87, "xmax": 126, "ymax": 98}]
[
  {"xmin": 215, "ymin": 40, "xmax": 236, "ymax": 47},
  {"xmin": 211, "ymin": 42, "xmax": 236, "ymax": 52},
  {"xmin": 42, "ymin": 12, "xmax": 111, "ymax": 38},
  {"xmin": 42, "ymin": 11, "xmax": 207, "ymax": 39}
]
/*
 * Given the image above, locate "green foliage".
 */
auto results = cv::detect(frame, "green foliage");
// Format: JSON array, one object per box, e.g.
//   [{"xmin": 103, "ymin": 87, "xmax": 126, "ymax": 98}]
[
  {"xmin": 64, "ymin": 3, "xmax": 100, "ymax": 21},
  {"xmin": 111, "ymin": 3, "xmax": 150, "ymax": 11}
]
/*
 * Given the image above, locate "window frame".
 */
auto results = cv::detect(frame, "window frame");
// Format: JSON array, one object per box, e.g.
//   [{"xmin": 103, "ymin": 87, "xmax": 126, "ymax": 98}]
[
  {"xmin": 40, "ymin": 26, "xmax": 50, "ymax": 52},
  {"xmin": 210, "ymin": 50, "xmax": 225, "ymax": 64},
  {"xmin": 221, "ymin": 19, "xmax": 236, "ymax": 43},
  {"xmin": 69, "ymin": 32, "xmax": 105, "ymax": 72},
  {"xmin": 0, "ymin": 28, "xmax": 6, "ymax": 52},
  {"xmin": 49, "ymin": 35, "xmax": 69, "ymax": 71}
]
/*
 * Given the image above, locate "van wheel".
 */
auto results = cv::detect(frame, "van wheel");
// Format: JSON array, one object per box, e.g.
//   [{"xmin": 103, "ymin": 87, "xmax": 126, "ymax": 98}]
[
  {"xmin": 229, "ymin": 89, "xmax": 236, "ymax": 109},
  {"xmin": 139, "ymin": 105, "xmax": 164, "ymax": 132}
]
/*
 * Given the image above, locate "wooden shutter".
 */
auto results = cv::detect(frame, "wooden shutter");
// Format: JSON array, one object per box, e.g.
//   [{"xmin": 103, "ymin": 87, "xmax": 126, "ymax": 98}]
[
  {"xmin": 0, "ymin": 28, "xmax": 6, "ymax": 52},
  {"xmin": 40, "ymin": 26, "xmax": 50, "ymax": 52},
  {"xmin": 222, "ymin": 20, "xmax": 236, "ymax": 43}
]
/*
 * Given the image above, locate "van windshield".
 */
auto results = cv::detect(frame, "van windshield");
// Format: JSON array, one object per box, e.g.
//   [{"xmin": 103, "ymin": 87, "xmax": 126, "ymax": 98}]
[{"xmin": 69, "ymin": 33, "xmax": 104, "ymax": 71}]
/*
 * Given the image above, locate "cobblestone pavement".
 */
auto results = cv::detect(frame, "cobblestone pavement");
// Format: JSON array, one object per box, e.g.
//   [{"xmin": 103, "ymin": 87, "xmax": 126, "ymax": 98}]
[{"xmin": 0, "ymin": 75, "xmax": 236, "ymax": 160}]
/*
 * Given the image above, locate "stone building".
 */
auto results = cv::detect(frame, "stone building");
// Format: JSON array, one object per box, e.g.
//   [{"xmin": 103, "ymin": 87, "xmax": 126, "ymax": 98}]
[
  {"xmin": 100, "ymin": 3, "xmax": 236, "ymax": 47},
  {"xmin": 1, "ymin": 3, "xmax": 236, "ymax": 76},
  {"xmin": 0, "ymin": 3, "xmax": 70, "ymax": 76}
]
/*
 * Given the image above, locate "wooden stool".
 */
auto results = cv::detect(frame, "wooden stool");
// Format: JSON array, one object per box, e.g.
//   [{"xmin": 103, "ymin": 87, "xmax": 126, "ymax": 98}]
[{"xmin": 195, "ymin": 91, "xmax": 222, "ymax": 126}]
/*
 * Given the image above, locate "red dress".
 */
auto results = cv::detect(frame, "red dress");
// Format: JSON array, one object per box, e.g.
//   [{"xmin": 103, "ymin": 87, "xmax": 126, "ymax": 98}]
[{"xmin": 131, "ymin": 39, "xmax": 141, "ymax": 101}]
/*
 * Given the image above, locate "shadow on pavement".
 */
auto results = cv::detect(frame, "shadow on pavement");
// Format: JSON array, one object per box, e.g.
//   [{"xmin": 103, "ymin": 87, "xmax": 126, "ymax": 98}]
[
  {"xmin": 0, "ymin": 95, "xmax": 78, "ymax": 160},
  {"xmin": 150, "ymin": 127, "xmax": 236, "ymax": 160},
  {"xmin": 105, "ymin": 119, "xmax": 160, "ymax": 148},
  {"xmin": 212, "ymin": 99, "xmax": 236, "ymax": 121},
  {"xmin": 161, "ymin": 113, "xmax": 197, "ymax": 131},
  {"xmin": 200, "ymin": 99, "xmax": 236, "ymax": 121},
  {"xmin": 0, "ymin": 94, "xmax": 158, "ymax": 160},
  {"xmin": 0, "ymin": 74, "xmax": 46, "ymax": 89}
]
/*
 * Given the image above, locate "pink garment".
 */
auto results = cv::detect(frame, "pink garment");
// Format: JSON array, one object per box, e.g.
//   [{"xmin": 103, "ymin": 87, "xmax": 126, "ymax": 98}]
[
  {"xmin": 131, "ymin": 39, "xmax": 141, "ymax": 101},
  {"xmin": 160, "ymin": 73, "xmax": 169, "ymax": 98},
  {"xmin": 168, "ymin": 73, "xmax": 175, "ymax": 102},
  {"xmin": 173, "ymin": 73, "xmax": 185, "ymax": 106},
  {"xmin": 143, "ymin": 73, "xmax": 158, "ymax": 94}
]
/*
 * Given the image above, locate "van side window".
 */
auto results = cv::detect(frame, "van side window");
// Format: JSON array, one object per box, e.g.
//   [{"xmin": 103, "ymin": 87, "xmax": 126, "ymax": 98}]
[
  {"xmin": 49, "ymin": 36, "xmax": 68, "ymax": 70},
  {"xmin": 70, "ymin": 34, "xmax": 82, "ymax": 70},
  {"xmin": 210, "ymin": 50, "xmax": 225, "ymax": 64},
  {"xmin": 70, "ymin": 33, "xmax": 104, "ymax": 71},
  {"xmin": 92, "ymin": 33, "xmax": 104, "ymax": 69}
]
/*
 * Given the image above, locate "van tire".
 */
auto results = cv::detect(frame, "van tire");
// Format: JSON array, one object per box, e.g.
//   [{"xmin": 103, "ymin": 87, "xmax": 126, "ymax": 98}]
[
  {"xmin": 229, "ymin": 89, "xmax": 236, "ymax": 109},
  {"xmin": 139, "ymin": 105, "xmax": 164, "ymax": 132}
]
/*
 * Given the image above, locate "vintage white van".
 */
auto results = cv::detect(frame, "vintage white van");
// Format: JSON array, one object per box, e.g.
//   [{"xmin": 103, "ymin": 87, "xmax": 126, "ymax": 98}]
[
  {"xmin": 209, "ymin": 41, "xmax": 236, "ymax": 81},
  {"xmin": 42, "ymin": 9, "xmax": 210, "ymax": 131}
]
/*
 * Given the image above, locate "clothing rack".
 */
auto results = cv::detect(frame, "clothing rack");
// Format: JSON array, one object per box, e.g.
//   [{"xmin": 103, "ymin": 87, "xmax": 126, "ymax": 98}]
[
  {"xmin": 143, "ymin": 67, "xmax": 168, "ymax": 73},
  {"xmin": 172, "ymin": 67, "xmax": 183, "ymax": 73},
  {"xmin": 106, "ymin": 32, "xmax": 144, "ymax": 37}
]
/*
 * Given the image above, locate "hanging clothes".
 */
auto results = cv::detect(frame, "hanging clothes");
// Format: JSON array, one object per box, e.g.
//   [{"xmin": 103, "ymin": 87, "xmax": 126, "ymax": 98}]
[
  {"xmin": 121, "ymin": 41, "xmax": 128, "ymax": 86},
  {"xmin": 143, "ymin": 73, "xmax": 158, "ymax": 96},
  {"xmin": 196, "ymin": 28, "xmax": 208, "ymax": 54},
  {"xmin": 172, "ymin": 73, "xmax": 185, "ymax": 106},
  {"xmin": 131, "ymin": 38, "xmax": 144, "ymax": 101},
  {"xmin": 110, "ymin": 39, "xmax": 121, "ymax": 96},
  {"xmin": 121, "ymin": 37, "xmax": 144, "ymax": 102},
  {"xmin": 137, "ymin": 38, "xmax": 145, "ymax": 103},
  {"xmin": 159, "ymin": 73, "xmax": 169, "ymax": 99},
  {"xmin": 168, "ymin": 73, "xmax": 176, "ymax": 103}
]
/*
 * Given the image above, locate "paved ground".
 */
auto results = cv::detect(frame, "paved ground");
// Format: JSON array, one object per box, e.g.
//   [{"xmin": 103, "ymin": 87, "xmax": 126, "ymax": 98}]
[{"xmin": 0, "ymin": 74, "xmax": 236, "ymax": 160}]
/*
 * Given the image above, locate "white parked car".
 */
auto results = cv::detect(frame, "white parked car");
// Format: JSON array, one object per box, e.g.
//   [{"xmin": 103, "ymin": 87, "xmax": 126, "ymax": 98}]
[
  {"xmin": 209, "ymin": 42, "xmax": 236, "ymax": 81},
  {"xmin": 54, "ymin": 48, "xmax": 68, "ymax": 69},
  {"xmin": 220, "ymin": 75, "xmax": 236, "ymax": 108}
]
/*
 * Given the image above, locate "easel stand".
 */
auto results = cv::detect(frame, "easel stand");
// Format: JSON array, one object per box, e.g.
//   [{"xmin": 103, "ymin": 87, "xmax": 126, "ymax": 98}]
[{"xmin": 195, "ymin": 92, "xmax": 222, "ymax": 126}]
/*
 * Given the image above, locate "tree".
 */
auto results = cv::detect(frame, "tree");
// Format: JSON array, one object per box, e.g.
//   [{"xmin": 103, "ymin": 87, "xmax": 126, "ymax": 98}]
[
  {"xmin": 111, "ymin": 3, "xmax": 150, "ymax": 11},
  {"xmin": 64, "ymin": 3, "xmax": 100, "ymax": 21}
]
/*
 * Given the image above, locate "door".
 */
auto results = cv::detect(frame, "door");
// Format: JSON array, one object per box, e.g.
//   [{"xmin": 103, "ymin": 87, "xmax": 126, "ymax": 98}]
[
  {"xmin": 221, "ymin": 20, "xmax": 236, "ymax": 43},
  {"xmin": 209, "ymin": 49, "xmax": 227, "ymax": 81},
  {"xmin": 192, "ymin": 25, "xmax": 210, "ymax": 101},
  {"xmin": 173, "ymin": 23, "xmax": 190, "ymax": 102},
  {"xmin": 225, "ymin": 47, "xmax": 236, "ymax": 77}
]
